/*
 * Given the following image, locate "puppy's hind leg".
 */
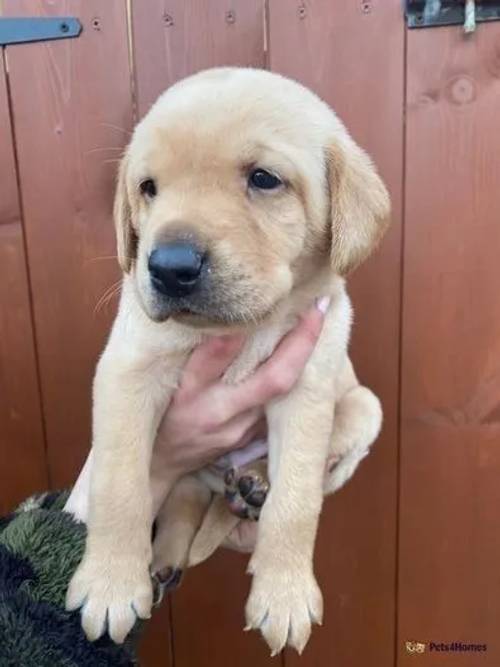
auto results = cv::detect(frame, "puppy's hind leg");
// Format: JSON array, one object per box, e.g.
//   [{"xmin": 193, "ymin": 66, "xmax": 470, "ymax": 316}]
[
  {"xmin": 324, "ymin": 384, "xmax": 382, "ymax": 496},
  {"xmin": 152, "ymin": 474, "xmax": 210, "ymax": 601}
]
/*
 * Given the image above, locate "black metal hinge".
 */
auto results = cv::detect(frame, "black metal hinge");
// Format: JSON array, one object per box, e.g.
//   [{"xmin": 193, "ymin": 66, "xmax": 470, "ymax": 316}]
[
  {"xmin": 406, "ymin": 1, "xmax": 500, "ymax": 29},
  {"xmin": 0, "ymin": 17, "xmax": 81, "ymax": 46}
]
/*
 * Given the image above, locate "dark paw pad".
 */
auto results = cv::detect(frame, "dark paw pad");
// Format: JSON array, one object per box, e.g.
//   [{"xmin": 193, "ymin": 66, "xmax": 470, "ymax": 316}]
[
  {"xmin": 224, "ymin": 466, "xmax": 269, "ymax": 521},
  {"xmin": 152, "ymin": 567, "xmax": 183, "ymax": 606},
  {"xmin": 237, "ymin": 475, "xmax": 267, "ymax": 508}
]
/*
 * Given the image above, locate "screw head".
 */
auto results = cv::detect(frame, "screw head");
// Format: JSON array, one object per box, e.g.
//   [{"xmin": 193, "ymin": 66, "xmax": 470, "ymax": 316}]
[
  {"xmin": 163, "ymin": 13, "xmax": 174, "ymax": 27},
  {"xmin": 60, "ymin": 22, "xmax": 69, "ymax": 33},
  {"xmin": 225, "ymin": 10, "xmax": 236, "ymax": 24},
  {"xmin": 298, "ymin": 4, "xmax": 307, "ymax": 19}
]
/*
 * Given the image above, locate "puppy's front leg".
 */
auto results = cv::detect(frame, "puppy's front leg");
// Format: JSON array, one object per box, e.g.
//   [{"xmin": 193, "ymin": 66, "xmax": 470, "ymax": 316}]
[
  {"xmin": 67, "ymin": 347, "xmax": 173, "ymax": 644},
  {"xmin": 246, "ymin": 306, "xmax": 347, "ymax": 656}
]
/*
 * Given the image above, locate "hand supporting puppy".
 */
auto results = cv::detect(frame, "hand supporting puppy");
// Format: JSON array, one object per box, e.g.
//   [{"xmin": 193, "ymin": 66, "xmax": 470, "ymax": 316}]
[{"xmin": 65, "ymin": 300, "xmax": 325, "ymax": 525}]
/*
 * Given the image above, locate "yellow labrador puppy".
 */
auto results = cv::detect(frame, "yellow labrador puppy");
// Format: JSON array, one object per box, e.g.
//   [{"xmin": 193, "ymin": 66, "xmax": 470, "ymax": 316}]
[{"xmin": 66, "ymin": 67, "xmax": 389, "ymax": 655}]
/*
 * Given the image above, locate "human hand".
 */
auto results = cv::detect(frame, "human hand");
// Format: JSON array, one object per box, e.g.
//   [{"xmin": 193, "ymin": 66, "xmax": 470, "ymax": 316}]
[{"xmin": 65, "ymin": 298, "xmax": 328, "ymax": 522}]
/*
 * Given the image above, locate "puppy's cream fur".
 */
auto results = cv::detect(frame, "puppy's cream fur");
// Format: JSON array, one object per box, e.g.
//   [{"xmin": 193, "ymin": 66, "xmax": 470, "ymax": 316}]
[{"xmin": 66, "ymin": 68, "xmax": 390, "ymax": 655}]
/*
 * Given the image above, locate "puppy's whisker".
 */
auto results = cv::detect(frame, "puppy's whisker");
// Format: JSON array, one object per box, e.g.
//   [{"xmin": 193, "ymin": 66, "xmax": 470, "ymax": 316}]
[
  {"xmin": 99, "ymin": 122, "xmax": 133, "ymax": 136},
  {"xmin": 95, "ymin": 286, "xmax": 121, "ymax": 315},
  {"xmin": 85, "ymin": 147, "xmax": 125, "ymax": 156},
  {"xmin": 102, "ymin": 158, "xmax": 123, "ymax": 165},
  {"xmin": 85, "ymin": 254, "xmax": 135, "ymax": 265},
  {"xmin": 94, "ymin": 280, "xmax": 123, "ymax": 315},
  {"xmin": 86, "ymin": 255, "xmax": 121, "ymax": 264}
]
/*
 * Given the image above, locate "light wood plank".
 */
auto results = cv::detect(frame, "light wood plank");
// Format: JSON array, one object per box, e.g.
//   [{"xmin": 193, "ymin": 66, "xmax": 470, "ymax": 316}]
[
  {"xmin": 399, "ymin": 22, "xmax": 500, "ymax": 666},
  {"xmin": 268, "ymin": 2, "xmax": 404, "ymax": 664}
]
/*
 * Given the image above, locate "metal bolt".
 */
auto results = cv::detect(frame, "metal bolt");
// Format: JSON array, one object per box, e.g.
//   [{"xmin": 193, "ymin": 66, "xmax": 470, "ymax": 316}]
[
  {"xmin": 361, "ymin": 2, "xmax": 372, "ymax": 14},
  {"xmin": 59, "ymin": 22, "xmax": 69, "ymax": 33},
  {"xmin": 416, "ymin": 14, "xmax": 424, "ymax": 23},
  {"xmin": 163, "ymin": 13, "xmax": 174, "ymax": 27},
  {"xmin": 92, "ymin": 17, "xmax": 101, "ymax": 30},
  {"xmin": 225, "ymin": 10, "xmax": 236, "ymax": 24},
  {"xmin": 298, "ymin": 4, "xmax": 307, "ymax": 19}
]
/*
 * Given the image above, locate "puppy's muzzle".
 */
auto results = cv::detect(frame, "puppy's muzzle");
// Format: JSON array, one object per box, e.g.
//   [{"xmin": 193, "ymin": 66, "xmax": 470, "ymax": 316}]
[{"xmin": 148, "ymin": 241, "xmax": 207, "ymax": 298}]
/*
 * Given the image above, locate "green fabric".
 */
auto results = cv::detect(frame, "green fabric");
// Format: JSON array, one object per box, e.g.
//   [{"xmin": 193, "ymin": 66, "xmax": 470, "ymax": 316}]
[
  {"xmin": 1, "ymin": 492, "xmax": 85, "ymax": 605},
  {"xmin": 0, "ymin": 491, "xmax": 140, "ymax": 666}
]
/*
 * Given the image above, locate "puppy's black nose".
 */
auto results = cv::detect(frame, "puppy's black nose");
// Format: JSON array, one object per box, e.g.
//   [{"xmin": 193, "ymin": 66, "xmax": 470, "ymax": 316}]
[{"xmin": 148, "ymin": 242, "xmax": 206, "ymax": 298}]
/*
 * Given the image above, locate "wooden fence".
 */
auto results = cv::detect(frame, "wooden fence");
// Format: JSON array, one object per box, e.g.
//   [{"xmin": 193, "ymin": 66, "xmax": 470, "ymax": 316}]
[{"xmin": 1, "ymin": 1, "xmax": 499, "ymax": 665}]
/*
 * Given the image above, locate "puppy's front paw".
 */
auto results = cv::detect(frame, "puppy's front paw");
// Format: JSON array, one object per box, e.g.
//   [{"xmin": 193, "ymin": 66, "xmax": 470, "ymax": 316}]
[
  {"xmin": 66, "ymin": 552, "xmax": 153, "ymax": 644},
  {"xmin": 245, "ymin": 560, "xmax": 323, "ymax": 656}
]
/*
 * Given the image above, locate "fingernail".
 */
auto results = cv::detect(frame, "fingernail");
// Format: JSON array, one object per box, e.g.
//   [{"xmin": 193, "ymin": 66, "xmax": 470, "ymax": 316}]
[{"xmin": 316, "ymin": 296, "xmax": 330, "ymax": 314}]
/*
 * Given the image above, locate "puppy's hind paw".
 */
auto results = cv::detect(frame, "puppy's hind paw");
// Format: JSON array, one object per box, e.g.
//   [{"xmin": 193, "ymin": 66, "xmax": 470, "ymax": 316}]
[
  {"xmin": 224, "ymin": 464, "xmax": 269, "ymax": 521},
  {"xmin": 151, "ymin": 566, "xmax": 183, "ymax": 606}
]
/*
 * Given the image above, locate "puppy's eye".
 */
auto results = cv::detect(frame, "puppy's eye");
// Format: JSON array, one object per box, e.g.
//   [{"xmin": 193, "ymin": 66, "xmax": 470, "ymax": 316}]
[
  {"xmin": 139, "ymin": 178, "xmax": 157, "ymax": 199},
  {"xmin": 248, "ymin": 169, "xmax": 283, "ymax": 191}
]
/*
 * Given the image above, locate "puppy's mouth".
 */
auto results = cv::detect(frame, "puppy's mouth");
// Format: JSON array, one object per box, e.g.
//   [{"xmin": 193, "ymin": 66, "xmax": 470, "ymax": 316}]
[
  {"xmin": 166, "ymin": 306, "xmax": 274, "ymax": 330},
  {"xmin": 144, "ymin": 291, "xmax": 275, "ymax": 329}
]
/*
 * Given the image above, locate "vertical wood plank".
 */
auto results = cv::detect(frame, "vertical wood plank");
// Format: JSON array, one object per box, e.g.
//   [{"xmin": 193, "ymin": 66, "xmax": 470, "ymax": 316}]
[
  {"xmin": 131, "ymin": 3, "xmax": 276, "ymax": 665},
  {"xmin": 0, "ymin": 51, "xmax": 19, "ymax": 227},
  {"xmin": 138, "ymin": 602, "xmax": 173, "ymax": 667},
  {"xmin": 268, "ymin": 2, "xmax": 404, "ymax": 665},
  {"xmin": 4, "ymin": 2, "xmax": 174, "ymax": 663},
  {"xmin": 131, "ymin": 0, "xmax": 265, "ymax": 117},
  {"xmin": 399, "ymin": 23, "xmax": 500, "ymax": 666},
  {"xmin": 0, "ymin": 54, "xmax": 48, "ymax": 513},
  {"xmin": 4, "ymin": 0, "xmax": 130, "ymax": 488}
]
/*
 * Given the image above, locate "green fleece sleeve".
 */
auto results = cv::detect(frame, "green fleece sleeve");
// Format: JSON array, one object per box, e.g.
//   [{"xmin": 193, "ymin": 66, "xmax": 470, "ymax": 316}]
[{"xmin": 0, "ymin": 491, "xmax": 140, "ymax": 667}]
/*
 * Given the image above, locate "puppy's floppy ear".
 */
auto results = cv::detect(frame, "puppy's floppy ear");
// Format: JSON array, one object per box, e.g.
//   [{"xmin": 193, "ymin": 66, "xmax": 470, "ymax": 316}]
[
  {"xmin": 327, "ymin": 138, "xmax": 390, "ymax": 275},
  {"xmin": 113, "ymin": 153, "xmax": 136, "ymax": 273}
]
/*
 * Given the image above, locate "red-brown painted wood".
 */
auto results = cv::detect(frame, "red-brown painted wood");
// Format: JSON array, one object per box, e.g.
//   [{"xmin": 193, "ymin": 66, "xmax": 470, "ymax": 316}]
[
  {"xmin": 3, "ymin": 0, "xmax": 130, "ymax": 488},
  {"xmin": 268, "ymin": 2, "xmax": 404, "ymax": 665},
  {"xmin": 0, "ymin": 53, "xmax": 48, "ymax": 513},
  {"xmin": 399, "ymin": 22, "xmax": 500, "ymax": 666},
  {"xmin": 131, "ymin": 0, "xmax": 266, "ymax": 117},
  {"xmin": 3, "ymin": 2, "xmax": 174, "ymax": 663}
]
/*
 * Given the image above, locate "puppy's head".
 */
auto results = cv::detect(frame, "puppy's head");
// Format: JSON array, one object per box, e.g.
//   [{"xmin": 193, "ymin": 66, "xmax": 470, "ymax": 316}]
[{"xmin": 115, "ymin": 68, "xmax": 390, "ymax": 326}]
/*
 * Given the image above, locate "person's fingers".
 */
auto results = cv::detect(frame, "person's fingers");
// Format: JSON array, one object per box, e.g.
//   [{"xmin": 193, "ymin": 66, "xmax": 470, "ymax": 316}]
[
  {"xmin": 175, "ymin": 409, "xmax": 264, "ymax": 469},
  {"xmin": 205, "ymin": 407, "xmax": 263, "ymax": 452},
  {"xmin": 176, "ymin": 334, "xmax": 246, "ymax": 401},
  {"xmin": 215, "ymin": 300, "xmax": 327, "ymax": 416},
  {"xmin": 205, "ymin": 412, "xmax": 267, "ymax": 462}
]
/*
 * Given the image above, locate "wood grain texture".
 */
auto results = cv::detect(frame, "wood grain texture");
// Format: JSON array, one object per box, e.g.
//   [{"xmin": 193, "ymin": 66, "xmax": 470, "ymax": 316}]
[
  {"xmin": 399, "ymin": 23, "xmax": 500, "ymax": 666},
  {"xmin": 138, "ymin": 602, "xmax": 173, "ymax": 667},
  {"xmin": 3, "ymin": 3, "xmax": 173, "ymax": 664},
  {"xmin": 3, "ymin": 0, "xmax": 131, "ymax": 489},
  {"xmin": 131, "ymin": 3, "xmax": 277, "ymax": 665},
  {"xmin": 131, "ymin": 0, "xmax": 265, "ymax": 117},
  {"xmin": 268, "ymin": 2, "xmax": 404, "ymax": 665},
  {"xmin": 0, "ymin": 53, "xmax": 19, "ymax": 228},
  {"xmin": 171, "ymin": 551, "xmax": 281, "ymax": 667},
  {"xmin": 0, "ymin": 54, "xmax": 48, "ymax": 513}
]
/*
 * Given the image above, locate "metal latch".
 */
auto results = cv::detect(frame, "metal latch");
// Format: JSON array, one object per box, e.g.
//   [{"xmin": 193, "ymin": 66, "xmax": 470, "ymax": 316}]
[
  {"xmin": 406, "ymin": 1, "xmax": 500, "ymax": 29},
  {"xmin": 0, "ymin": 17, "xmax": 81, "ymax": 46}
]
